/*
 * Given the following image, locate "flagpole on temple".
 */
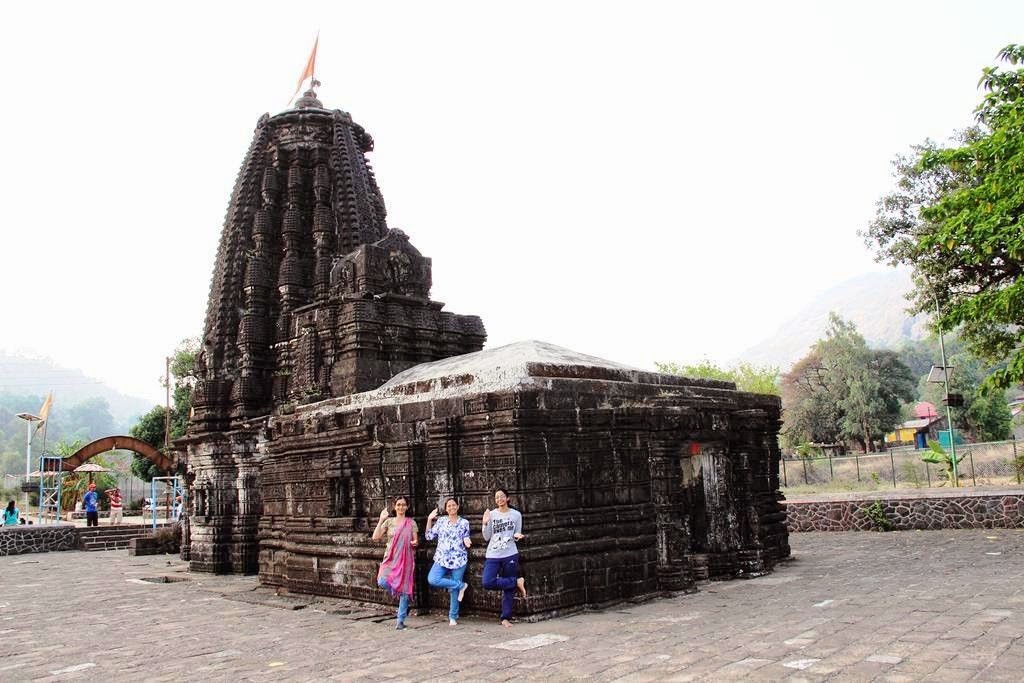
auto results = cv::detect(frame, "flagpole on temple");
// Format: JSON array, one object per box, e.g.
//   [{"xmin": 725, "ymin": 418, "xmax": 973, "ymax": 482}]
[
  {"xmin": 289, "ymin": 33, "xmax": 320, "ymax": 105},
  {"xmin": 311, "ymin": 29, "xmax": 319, "ymax": 89}
]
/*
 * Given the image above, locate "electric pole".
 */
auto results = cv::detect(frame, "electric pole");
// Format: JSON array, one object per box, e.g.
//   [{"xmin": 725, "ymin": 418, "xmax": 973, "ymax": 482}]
[{"xmin": 164, "ymin": 356, "xmax": 171, "ymax": 450}]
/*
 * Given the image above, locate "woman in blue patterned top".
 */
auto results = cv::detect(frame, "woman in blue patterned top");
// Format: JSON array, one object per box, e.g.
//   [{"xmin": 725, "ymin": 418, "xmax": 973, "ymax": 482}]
[{"xmin": 425, "ymin": 497, "xmax": 472, "ymax": 626}]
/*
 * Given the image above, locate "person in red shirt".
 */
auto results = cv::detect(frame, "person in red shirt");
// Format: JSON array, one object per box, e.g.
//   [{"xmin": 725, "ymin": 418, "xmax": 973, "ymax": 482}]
[{"xmin": 105, "ymin": 487, "xmax": 123, "ymax": 526}]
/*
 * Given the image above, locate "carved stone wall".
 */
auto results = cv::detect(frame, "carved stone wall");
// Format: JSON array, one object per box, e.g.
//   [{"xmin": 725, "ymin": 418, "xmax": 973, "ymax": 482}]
[
  {"xmin": 184, "ymin": 429, "xmax": 263, "ymax": 573},
  {"xmin": 255, "ymin": 355, "xmax": 788, "ymax": 619}
]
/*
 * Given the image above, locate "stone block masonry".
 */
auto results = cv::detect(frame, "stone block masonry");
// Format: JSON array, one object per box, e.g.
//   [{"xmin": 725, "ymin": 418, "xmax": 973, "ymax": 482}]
[{"xmin": 251, "ymin": 342, "xmax": 790, "ymax": 619}]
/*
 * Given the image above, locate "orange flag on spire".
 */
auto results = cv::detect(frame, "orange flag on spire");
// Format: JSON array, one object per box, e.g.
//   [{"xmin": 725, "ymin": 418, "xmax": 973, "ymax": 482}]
[{"xmin": 292, "ymin": 34, "xmax": 319, "ymax": 101}]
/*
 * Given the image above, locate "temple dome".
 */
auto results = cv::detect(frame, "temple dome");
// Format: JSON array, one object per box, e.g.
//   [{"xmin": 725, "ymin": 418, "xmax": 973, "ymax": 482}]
[
  {"xmin": 298, "ymin": 339, "xmax": 735, "ymax": 414},
  {"xmin": 382, "ymin": 340, "xmax": 640, "ymax": 389}
]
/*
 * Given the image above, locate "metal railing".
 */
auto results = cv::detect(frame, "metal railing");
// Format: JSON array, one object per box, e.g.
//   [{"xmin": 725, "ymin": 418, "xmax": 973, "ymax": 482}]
[{"xmin": 781, "ymin": 437, "xmax": 1021, "ymax": 494}]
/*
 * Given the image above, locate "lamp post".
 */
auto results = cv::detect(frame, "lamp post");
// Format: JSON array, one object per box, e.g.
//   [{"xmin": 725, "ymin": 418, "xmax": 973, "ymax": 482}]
[
  {"xmin": 16, "ymin": 412, "xmax": 42, "ymax": 512},
  {"xmin": 929, "ymin": 294, "xmax": 959, "ymax": 487}
]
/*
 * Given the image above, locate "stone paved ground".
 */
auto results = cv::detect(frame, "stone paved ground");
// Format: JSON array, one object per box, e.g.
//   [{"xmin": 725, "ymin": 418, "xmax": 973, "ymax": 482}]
[{"xmin": 1, "ymin": 529, "xmax": 1022, "ymax": 682}]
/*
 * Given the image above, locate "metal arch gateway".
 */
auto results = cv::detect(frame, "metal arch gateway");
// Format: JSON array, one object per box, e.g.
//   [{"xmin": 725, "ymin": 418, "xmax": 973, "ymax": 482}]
[{"xmin": 63, "ymin": 436, "xmax": 174, "ymax": 474}]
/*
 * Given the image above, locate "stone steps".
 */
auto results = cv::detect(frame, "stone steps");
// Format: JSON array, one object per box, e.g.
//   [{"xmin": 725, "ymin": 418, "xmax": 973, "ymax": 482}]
[
  {"xmin": 76, "ymin": 525, "xmax": 166, "ymax": 552},
  {"xmin": 81, "ymin": 538, "xmax": 135, "ymax": 551}
]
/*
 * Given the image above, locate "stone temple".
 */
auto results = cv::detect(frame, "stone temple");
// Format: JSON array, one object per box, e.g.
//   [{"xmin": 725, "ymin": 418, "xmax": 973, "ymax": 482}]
[{"xmin": 182, "ymin": 88, "xmax": 789, "ymax": 619}]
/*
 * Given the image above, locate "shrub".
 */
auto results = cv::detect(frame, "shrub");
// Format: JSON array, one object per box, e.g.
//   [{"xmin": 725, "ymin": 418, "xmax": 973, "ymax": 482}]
[{"xmin": 865, "ymin": 501, "xmax": 893, "ymax": 532}]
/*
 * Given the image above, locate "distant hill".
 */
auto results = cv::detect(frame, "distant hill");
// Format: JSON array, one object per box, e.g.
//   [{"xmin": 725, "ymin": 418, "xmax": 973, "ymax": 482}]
[
  {"xmin": 0, "ymin": 352, "xmax": 153, "ymax": 427},
  {"xmin": 737, "ymin": 270, "xmax": 931, "ymax": 370}
]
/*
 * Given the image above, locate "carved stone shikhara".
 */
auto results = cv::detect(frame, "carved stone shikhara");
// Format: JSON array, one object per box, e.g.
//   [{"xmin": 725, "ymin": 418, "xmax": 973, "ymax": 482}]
[
  {"xmin": 183, "ymin": 91, "xmax": 483, "ymax": 574},
  {"xmin": 183, "ymin": 91, "xmax": 789, "ymax": 617}
]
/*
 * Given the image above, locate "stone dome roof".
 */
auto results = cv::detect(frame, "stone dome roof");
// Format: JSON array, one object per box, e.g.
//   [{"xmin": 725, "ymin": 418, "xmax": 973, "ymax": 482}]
[{"xmin": 381, "ymin": 340, "xmax": 640, "ymax": 391}]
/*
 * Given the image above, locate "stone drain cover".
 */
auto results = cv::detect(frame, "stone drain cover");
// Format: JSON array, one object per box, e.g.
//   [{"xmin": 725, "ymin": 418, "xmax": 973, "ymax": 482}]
[{"xmin": 139, "ymin": 575, "xmax": 190, "ymax": 584}]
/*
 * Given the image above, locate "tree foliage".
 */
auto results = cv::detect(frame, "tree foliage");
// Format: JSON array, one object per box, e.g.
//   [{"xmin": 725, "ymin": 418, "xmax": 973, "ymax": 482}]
[
  {"xmin": 864, "ymin": 44, "xmax": 1024, "ymax": 390},
  {"xmin": 781, "ymin": 314, "xmax": 915, "ymax": 452},
  {"xmin": 780, "ymin": 349, "xmax": 843, "ymax": 446},
  {"xmin": 655, "ymin": 359, "xmax": 780, "ymax": 395},
  {"xmin": 0, "ymin": 393, "xmax": 121, "ymax": 478},
  {"xmin": 913, "ymin": 336, "xmax": 1014, "ymax": 442},
  {"xmin": 127, "ymin": 338, "xmax": 197, "ymax": 482},
  {"xmin": 128, "ymin": 406, "xmax": 168, "ymax": 481}
]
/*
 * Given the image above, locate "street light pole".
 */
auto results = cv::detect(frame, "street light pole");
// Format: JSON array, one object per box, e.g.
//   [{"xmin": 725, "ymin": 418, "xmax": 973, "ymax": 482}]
[
  {"xmin": 933, "ymin": 296, "xmax": 959, "ymax": 487},
  {"xmin": 164, "ymin": 356, "xmax": 171, "ymax": 450},
  {"xmin": 16, "ymin": 412, "xmax": 42, "ymax": 513}
]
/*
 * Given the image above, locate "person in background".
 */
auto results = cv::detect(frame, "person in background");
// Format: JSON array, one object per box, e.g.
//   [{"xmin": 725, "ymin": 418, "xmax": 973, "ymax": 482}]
[
  {"xmin": 83, "ymin": 483, "xmax": 99, "ymax": 527},
  {"xmin": 481, "ymin": 488, "xmax": 527, "ymax": 627},
  {"xmin": 425, "ymin": 497, "xmax": 472, "ymax": 626},
  {"xmin": 106, "ymin": 488, "xmax": 123, "ymax": 526},
  {"xmin": 3, "ymin": 500, "xmax": 19, "ymax": 526},
  {"xmin": 372, "ymin": 496, "xmax": 419, "ymax": 630}
]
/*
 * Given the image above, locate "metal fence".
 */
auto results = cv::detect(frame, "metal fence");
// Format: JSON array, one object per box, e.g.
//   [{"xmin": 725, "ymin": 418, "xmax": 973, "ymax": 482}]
[{"xmin": 781, "ymin": 438, "xmax": 1022, "ymax": 494}]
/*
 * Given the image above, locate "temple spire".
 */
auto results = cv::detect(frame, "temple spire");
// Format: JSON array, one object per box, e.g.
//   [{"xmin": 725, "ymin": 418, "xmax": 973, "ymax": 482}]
[{"xmin": 294, "ymin": 80, "xmax": 323, "ymax": 110}]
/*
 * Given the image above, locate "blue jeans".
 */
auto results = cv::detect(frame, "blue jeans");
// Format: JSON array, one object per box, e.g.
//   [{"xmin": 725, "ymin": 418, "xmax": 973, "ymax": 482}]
[
  {"xmin": 378, "ymin": 577, "xmax": 410, "ymax": 624},
  {"xmin": 482, "ymin": 554, "xmax": 519, "ymax": 620},
  {"xmin": 427, "ymin": 561, "xmax": 468, "ymax": 621}
]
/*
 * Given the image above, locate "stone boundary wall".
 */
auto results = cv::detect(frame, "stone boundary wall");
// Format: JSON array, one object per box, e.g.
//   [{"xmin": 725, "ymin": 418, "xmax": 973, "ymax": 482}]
[
  {"xmin": 785, "ymin": 489, "xmax": 1024, "ymax": 532},
  {"xmin": 0, "ymin": 524, "xmax": 78, "ymax": 556}
]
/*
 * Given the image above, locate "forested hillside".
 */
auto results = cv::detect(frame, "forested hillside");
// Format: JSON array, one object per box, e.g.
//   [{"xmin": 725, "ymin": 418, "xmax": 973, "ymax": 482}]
[
  {"xmin": 0, "ymin": 352, "xmax": 151, "ymax": 424},
  {"xmin": 0, "ymin": 353, "xmax": 156, "ymax": 486}
]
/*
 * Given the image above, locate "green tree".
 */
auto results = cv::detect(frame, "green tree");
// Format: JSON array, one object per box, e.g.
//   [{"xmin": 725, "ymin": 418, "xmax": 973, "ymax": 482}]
[
  {"xmin": 129, "ymin": 406, "xmax": 169, "ymax": 481},
  {"xmin": 780, "ymin": 349, "xmax": 844, "ymax": 448},
  {"xmin": 655, "ymin": 359, "xmax": 780, "ymax": 395},
  {"xmin": 965, "ymin": 392, "xmax": 1013, "ymax": 442},
  {"xmin": 782, "ymin": 314, "xmax": 915, "ymax": 452},
  {"xmin": 127, "ymin": 337, "xmax": 198, "ymax": 481},
  {"xmin": 917, "ymin": 343, "xmax": 1013, "ymax": 442},
  {"xmin": 62, "ymin": 397, "xmax": 116, "ymax": 442},
  {"xmin": 864, "ymin": 45, "xmax": 1024, "ymax": 391},
  {"xmin": 841, "ymin": 348, "xmax": 915, "ymax": 451}
]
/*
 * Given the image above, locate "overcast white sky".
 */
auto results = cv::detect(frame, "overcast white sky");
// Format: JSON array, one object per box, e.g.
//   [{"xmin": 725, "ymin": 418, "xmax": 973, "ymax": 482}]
[{"xmin": 1, "ymin": 1, "xmax": 1021, "ymax": 406}]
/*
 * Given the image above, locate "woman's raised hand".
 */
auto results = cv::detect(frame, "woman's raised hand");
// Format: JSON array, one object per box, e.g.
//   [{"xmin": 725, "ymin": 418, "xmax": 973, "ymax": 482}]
[
  {"xmin": 427, "ymin": 508, "xmax": 438, "ymax": 522},
  {"xmin": 482, "ymin": 508, "xmax": 491, "ymax": 526},
  {"xmin": 378, "ymin": 508, "xmax": 389, "ymax": 522}
]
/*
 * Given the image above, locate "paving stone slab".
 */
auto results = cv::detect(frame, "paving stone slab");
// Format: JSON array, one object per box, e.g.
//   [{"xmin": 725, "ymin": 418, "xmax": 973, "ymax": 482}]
[{"xmin": 3, "ymin": 530, "xmax": 1024, "ymax": 680}]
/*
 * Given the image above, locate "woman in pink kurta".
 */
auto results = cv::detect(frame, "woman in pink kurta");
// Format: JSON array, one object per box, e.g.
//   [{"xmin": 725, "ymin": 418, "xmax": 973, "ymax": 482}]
[{"xmin": 372, "ymin": 496, "xmax": 419, "ymax": 629}]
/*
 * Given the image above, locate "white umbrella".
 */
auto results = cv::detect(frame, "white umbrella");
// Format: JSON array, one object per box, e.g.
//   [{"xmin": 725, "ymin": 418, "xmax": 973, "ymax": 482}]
[{"xmin": 73, "ymin": 462, "xmax": 110, "ymax": 484}]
